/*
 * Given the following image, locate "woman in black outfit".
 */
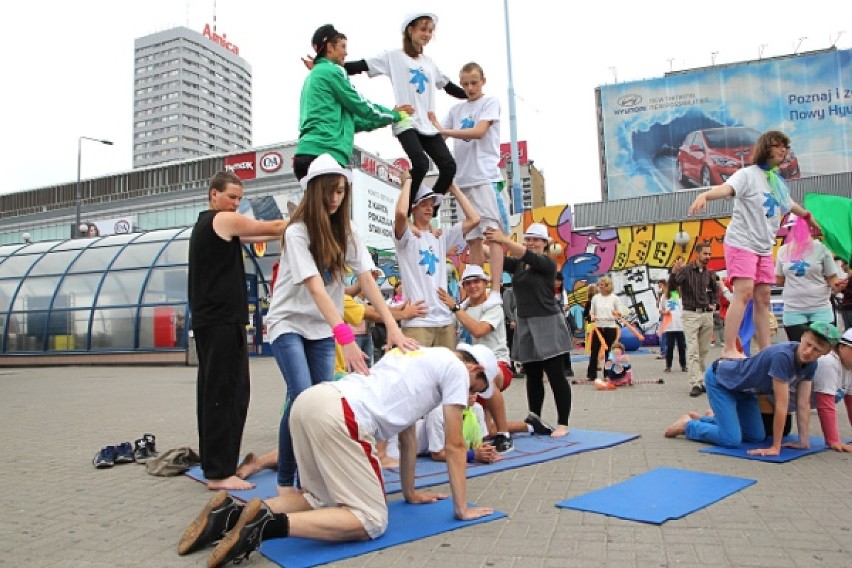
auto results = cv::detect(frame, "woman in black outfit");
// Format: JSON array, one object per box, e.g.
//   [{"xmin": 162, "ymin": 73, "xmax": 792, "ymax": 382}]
[{"xmin": 486, "ymin": 223, "xmax": 573, "ymax": 437}]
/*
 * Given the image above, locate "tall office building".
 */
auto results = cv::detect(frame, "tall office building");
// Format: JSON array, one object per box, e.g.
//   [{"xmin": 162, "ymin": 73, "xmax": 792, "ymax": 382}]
[{"xmin": 133, "ymin": 25, "xmax": 252, "ymax": 168}]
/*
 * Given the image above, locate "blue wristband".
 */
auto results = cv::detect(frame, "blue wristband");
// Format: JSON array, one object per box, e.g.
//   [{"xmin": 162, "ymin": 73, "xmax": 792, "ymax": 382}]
[{"xmin": 466, "ymin": 449, "xmax": 475, "ymax": 463}]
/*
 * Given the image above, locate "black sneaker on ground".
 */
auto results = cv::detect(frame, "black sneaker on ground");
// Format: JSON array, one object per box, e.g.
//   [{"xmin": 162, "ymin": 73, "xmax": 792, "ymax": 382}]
[
  {"xmin": 492, "ymin": 433, "xmax": 514, "ymax": 454},
  {"xmin": 114, "ymin": 442, "xmax": 135, "ymax": 464},
  {"xmin": 142, "ymin": 433, "xmax": 158, "ymax": 456},
  {"xmin": 133, "ymin": 438, "xmax": 153, "ymax": 463},
  {"xmin": 689, "ymin": 385, "xmax": 703, "ymax": 397},
  {"xmin": 93, "ymin": 446, "xmax": 117, "ymax": 469},
  {"xmin": 699, "ymin": 384, "xmax": 706, "ymax": 393},
  {"xmin": 178, "ymin": 491, "xmax": 241, "ymax": 556},
  {"xmin": 524, "ymin": 412, "xmax": 555, "ymax": 436},
  {"xmin": 207, "ymin": 499, "xmax": 274, "ymax": 568}
]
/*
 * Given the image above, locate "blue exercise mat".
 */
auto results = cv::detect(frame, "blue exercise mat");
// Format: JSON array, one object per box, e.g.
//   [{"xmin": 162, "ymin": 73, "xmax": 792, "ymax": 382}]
[
  {"xmin": 555, "ymin": 466, "xmax": 756, "ymax": 524},
  {"xmin": 186, "ymin": 429, "xmax": 639, "ymax": 500},
  {"xmin": 259, "ymin": 498, "xmax": 506, "ymax": 568},
  {"xmin": 698, "ymin": 435, "xmax": 828, "ymax": 462}
]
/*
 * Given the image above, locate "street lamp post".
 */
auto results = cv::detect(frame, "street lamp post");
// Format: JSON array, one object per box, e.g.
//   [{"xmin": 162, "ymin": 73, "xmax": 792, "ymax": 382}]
[{"xmin": 75, "ymin": 136, "xmax": 113, "ymax": 237}]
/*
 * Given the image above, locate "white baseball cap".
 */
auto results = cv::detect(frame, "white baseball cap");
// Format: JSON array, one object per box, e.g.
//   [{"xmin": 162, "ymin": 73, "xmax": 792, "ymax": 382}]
[
  {"xmin": 412, "ymin": 184, "xmax": 443, "ymax": 208},
  {"xmin": 456, "ymin": 343, "xmax": 497, "ymax": 399},
  {"xmin": 523, "ymin": 222, "xmax": 552, "ymax": 242},
  {"xmin": 300, "ymin": 153, "xmax": 352, "ymax": 190},
  {"xmin": 461, "ymin": 265, "xmax": 488, "ymax": 283},
  {"xmin": 840, "ymin": 328, "xmax": 852, "ymax": 348},
  {"xmin": 401, "ymin": 12, "xmax": 438, "ymax": 34}
]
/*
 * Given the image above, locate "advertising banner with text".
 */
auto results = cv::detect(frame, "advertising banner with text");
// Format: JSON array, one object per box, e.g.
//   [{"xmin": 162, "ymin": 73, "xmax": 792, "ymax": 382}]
[
  {"xmin": 598, "ymin": 48, "xmax": 852, "ymax": 201},
  {"xmin": 350, "ymin": 170, "xmax": 399, "ymax": 251}
]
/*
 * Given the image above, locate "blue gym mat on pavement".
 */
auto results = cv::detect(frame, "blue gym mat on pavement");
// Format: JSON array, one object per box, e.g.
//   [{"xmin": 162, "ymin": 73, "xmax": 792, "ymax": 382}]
[
  {"xmin": 186, "ymin": 429, "xmax": 639, "ymax": 500},
  {"xmin": 555, "ymin": 466, "xmax": 756, "ymax": 524},
  {"xmin": 698, "ymin": 435, "xmax": 828, "ymax": 462},
  {"xmin": 259, "ymin": 499, "xmax": 506, "ymax": 568}
]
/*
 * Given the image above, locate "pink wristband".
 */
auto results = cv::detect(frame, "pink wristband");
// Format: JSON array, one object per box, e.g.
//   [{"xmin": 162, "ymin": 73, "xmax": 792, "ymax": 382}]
[
  {"xmin": 803, "ymin": 211, "xmax": 813, "ymax": 221},
  {"xmin": 333, "ymin": 323, "xmax": 355, "ymax": 345}
]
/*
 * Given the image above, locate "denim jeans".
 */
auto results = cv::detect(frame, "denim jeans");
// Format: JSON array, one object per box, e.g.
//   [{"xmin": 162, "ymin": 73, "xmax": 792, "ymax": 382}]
[
  {"xmin": 271, "ymin": 333, "xmax": 335, "ymax": 487},
  {"xmin": 685, "ymin": 365, "xmax": 765, "ymax": 448}
]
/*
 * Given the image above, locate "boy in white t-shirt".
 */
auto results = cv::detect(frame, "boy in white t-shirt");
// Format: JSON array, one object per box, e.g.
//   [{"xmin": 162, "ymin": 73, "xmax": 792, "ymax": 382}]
[
  {"xmin": 432, "ymin": 62, "xmax": 507, "ymax": 306},
  {"xmin": 393, "ymin": 172, "xmax": 479, "ymax": 348},
  {"xmin": 812, "ymin": 328, "xmax": 852, "ymax": 451}
]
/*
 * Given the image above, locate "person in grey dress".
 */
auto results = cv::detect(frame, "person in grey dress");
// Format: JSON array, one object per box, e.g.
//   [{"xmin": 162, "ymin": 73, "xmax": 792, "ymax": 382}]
[{"xmin": 486, "ymin": 223, "xmax": 573, "ymax": 437}]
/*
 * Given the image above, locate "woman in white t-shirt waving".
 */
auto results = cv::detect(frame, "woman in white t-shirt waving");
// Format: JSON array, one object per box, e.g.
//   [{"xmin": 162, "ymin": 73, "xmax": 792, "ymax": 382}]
[
  {"xmin": 586, "ymin": 276, "xmax": 623, "ymax": 381},
  {"xmin": 264, "ymin": 154, "xmax": 417, "ymax": 492}
]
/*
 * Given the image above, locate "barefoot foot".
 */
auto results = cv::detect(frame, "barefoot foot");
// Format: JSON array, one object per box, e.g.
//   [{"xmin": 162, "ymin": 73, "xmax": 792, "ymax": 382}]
[
  {"xmin": 380, "ymin": 455, "xmax": 400, "ymax": 469},
  {"xmin": 276, "ymin": 485, "xmax": 305, "ymax": 497},
  {"xmin": 664, "ymin": 414, "xmax": 692, "ymax": 438},
  {"xmin": 235, "ymin": 453, "xmax": 262, "ymax": 480},
  {"xmin": 551, "ymin": 425, "xmax": 570, "ymax": 438},
  {"xmin": 719, "ymin": 349, "xmax": 747, "ymax": 360},
  {"xmin": 207, "ymin": 475, "xmax": 255, "ymax": 491}
]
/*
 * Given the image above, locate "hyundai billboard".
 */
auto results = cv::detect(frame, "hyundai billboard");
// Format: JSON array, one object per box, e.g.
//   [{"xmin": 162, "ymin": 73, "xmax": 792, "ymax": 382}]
[{"xmin": 597, "ymin": 48, "xmax": 852, "ymax": 201}]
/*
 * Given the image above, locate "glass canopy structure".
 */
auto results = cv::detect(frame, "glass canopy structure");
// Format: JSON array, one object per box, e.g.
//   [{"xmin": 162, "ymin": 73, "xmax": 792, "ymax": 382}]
[{"xmin": 0, "ymin": 229, "xmax": 192, "ymax": 356}]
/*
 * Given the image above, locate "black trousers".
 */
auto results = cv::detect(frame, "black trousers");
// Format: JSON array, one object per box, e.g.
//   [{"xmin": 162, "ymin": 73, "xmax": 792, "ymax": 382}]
[
  {"xmin": 524, "ymin": 355, "xmax": 573, "ymax": 426},
  {"xmin": 587, "ymin": 327, "xmax": 618, "ymax": 379},
  {"xmin": 665, "ymin": 330, "xmax": 687, "ymax": 370},
  {"xmin": 293, "ymin": 154, "xmax": 317, "ymax": 181},
  {"xmin": 396, "ymin": 129, "xmax": 456, "ymax": 213},
  {"xmin": 195, "ymin": 324, "xmax": 250, "ymax": 479}
]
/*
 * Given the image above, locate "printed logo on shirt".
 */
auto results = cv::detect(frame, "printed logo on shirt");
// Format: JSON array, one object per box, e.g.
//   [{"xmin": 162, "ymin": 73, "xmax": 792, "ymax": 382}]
[
  {"xmin": 762, "ymin": 192, "xmax": 781, "ymax": 218},
  {"xmin": 459, "ymin": 116, "xmax": 475, "ymax": 142},
  {"xmin": 419, "ymin": 247, "xmax": 439, "ymax": 275},
  {"xmin": 788, "ymin": 259, "xmax": 809, "ymax": 277},
  {"xmin": 408, "ymin": 67, "xmax": 429, "ymax": 94}
]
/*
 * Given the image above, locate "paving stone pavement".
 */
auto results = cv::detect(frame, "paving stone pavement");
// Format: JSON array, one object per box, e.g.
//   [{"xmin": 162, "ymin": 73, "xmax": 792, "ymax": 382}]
[{"xmin": 2, "ymin": 344, "xmax": 852, "ymax": 568}]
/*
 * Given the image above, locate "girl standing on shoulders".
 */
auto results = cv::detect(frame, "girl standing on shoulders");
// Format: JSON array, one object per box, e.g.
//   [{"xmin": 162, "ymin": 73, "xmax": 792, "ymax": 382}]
[
  {"xmin": 264, "ymin": 154, "xmax": 417, "ymax": 492},
  {"xmin": 343, "ymin": 12, "xmax": 466, "ymax": 213},
  {"xmin": 688, "ymin": 130, "xmax": 820, "ymax": 359}
]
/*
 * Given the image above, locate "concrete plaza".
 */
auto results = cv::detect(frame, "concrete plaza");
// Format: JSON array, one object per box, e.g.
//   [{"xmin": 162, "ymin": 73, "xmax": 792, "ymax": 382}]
[{"xmin": 2, "ymin": 344, "xmax": 851, "ymax": 567}]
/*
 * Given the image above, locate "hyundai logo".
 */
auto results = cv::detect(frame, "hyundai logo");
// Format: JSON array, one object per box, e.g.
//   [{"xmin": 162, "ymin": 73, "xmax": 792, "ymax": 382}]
[{"xmin": 617, "ymin": 94, "xmax": 643, "ymax": 107}]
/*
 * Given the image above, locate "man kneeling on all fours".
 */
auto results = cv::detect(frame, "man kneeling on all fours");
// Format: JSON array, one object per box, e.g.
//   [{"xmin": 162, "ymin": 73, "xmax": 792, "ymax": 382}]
[
  {"xmin": 664, "ymin": 322, "xmax": 839, "ymax": 457},
  {"xmin": 178, "ymin": 344, "xmax": 498, "ymax": 568}
]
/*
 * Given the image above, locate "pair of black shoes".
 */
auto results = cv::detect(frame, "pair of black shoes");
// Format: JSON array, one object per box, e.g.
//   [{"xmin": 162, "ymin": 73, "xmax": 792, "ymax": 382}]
[
  {"xmin": 92, "ymin": 433, "xmax": 157, "ymax": 469},
  {"xmin": 179, "ymin": 492, "xmax": 276, "ymax": 568}
]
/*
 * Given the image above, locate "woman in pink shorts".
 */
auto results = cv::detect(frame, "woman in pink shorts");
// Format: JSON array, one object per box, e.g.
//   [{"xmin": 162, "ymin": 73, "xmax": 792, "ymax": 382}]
[{"xmin": 688, "ymin": 130, "xmax": 821, "ymax": 359}]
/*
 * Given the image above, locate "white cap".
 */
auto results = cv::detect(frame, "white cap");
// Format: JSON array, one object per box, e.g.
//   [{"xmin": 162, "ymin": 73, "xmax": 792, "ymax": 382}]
[
  {"xmin": 412, "ymin": 184, "xmax": 443, "ymax": 208},
  {"xmin": 783, "ymin": 213, "xmax": 799, "ymax": 228},
  {"xmin": 523, "ymin": 222, "xmax": 552, "ymax": 242},
  {"xmin": 461, "ymin": 265, "xmax": 488, "ymax": 283},
  {"xmin": 841, "ymin": 328, "xmax": 852, "ymax": 347},
  {"xmin": 300, "ymin": 153, "xmax": 352, "ymax": 190},
  {"xmin": 456, "ymin": 343, "xmax": 497, "ymax": 398},
  {"xmin": 401, "ymin": 12, "xmax": 438, "ymax": 34}
]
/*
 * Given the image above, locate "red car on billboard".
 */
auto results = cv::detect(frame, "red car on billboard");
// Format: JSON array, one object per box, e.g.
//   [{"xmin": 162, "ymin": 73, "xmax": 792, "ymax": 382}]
[{"xmin": 676, "ymin": 127, "xmax": 800, "ymax": 188}]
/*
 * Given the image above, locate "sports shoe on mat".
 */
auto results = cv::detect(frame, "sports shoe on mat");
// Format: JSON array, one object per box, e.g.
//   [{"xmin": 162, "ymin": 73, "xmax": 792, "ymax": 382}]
[
  {"xmin": 207, "ymin": 499, "xmax": 274, "ymax": 568},
  {"xmin": 492, "ymin": 433, "xmax": 514, "ymax": 454},
  {"xmin": 524, "ymin": 412, "xmax": 555, "ymax": 436},
  {"xmin": 178, "ymin": 491, "xmax": 241, "ymax": 556}
]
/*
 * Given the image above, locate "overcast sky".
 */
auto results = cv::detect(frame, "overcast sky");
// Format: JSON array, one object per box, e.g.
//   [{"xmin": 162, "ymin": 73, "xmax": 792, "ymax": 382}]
[{"xmin": 4, "ymin": 0, "xmax": 848, "ymax": 207}]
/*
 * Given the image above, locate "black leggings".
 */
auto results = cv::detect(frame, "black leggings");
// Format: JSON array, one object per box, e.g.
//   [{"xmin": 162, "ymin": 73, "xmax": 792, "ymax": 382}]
[
  {"xmin": 524, "ymin": 356, "xmax": 573, "ymax": 426},
  {"xmin": 293, "ymin": 154, "xmax": 317, "ymax": 181},
  {"xmin": 587, "ymin": 327, "xmax": 618, "ymax": 379},
  {"xmin": 396, "ymin": 129, "xmax": 456, "ymax": 213},
  {"xmin": 783, "ymin": 324, "xmax": 809, "ymax": 343}
]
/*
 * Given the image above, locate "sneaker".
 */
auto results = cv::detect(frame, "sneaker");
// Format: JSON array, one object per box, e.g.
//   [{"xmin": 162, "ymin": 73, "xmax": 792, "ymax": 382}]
[
  {"xmin": 178, "ymin": 491, "xmax": 242, "ymax": 556},
  {"xmin": 664, "ymin": 368, "xmax": 671, "ymax": 373},
  {"xmin": 681, "ymin": 367, "xmax": 688, "ymax": 372},
  {"xmin": 133, "ymin": 438, "xmax": 153, "ymax": 463},
  {"xmin": 207, "ymin": 499, "xmax": 274, "ymax": 568},
  {"xmin": 700, "ymin": 384, "xmax": 707, "ymax": 393},
  {"xmin": 142, "ymin": 433, "xmax": 158, "ymax": 456},
  {"xmin": 524, "ymin": 413, "xmax": 555, "ymax": 436},
  {"xmin": 114, "ymin": 442, "xmax": 135, "ymax": 464},
  {"xmin": 689, "ymin": 385, "xmax": 703, "ymax": 398},
  {"xmin": 492, "ymin": 433, "xmax": 514, "ymax": 454},
  {"xmin": 93, "ymin": 446, "xmax": 117, "ymax": 469}
]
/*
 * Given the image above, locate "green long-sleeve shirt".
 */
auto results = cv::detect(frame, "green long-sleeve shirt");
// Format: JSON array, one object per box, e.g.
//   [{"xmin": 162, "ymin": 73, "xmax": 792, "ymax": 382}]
[{"xmin": 296, "ymin": 57, "xmax": 400, "ymax": 166}]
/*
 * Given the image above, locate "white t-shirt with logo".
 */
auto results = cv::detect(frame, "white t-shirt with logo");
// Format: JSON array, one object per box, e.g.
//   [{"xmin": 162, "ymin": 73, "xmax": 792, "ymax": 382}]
[
  {"xmin": 442, "ymin": 96, "xmax": 502, "ymax": 188},
  {"xmin": 419, "ymin": 402, "xmax": 487, "ymax": 454},
  {"xmin": 266, "ymin": 222, "xmax": 374, "ymax": 341},
  {"xmin": 395, "ymin": 223, "xmax": 466, "ymax": 328},
  {"xmin": 725, "ymin": 165, "xmax": 789, "ymax": 255},
  {"xmin": 812, "ymin": 351, "xmax": 852, "ymax": 396},
  {"xmin": 334, "ymin": 347, "xmax": 468, "ymax": 442},
  {"xmin": 365, "ymin": 49, "xmax": 450, "ymax": 137},
  {"xmin": 464, "ymin": 302, "xmax": 510, "ymax": 361},
  {"xmin": 775, "ymin": 240, "xmax": 838, "ymax": 313}
]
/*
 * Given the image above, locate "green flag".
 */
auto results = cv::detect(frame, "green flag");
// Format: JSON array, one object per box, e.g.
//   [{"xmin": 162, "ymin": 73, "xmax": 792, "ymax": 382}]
[{"xmin": 804, "ymin": 193, "xmax": 852, "ymax": 264}]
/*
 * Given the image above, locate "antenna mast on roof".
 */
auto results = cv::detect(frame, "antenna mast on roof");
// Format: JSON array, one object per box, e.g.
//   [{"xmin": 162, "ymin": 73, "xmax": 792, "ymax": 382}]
[{"xmin": 213, "ymin": 0, "xmax": 217, "ymax": 33}]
